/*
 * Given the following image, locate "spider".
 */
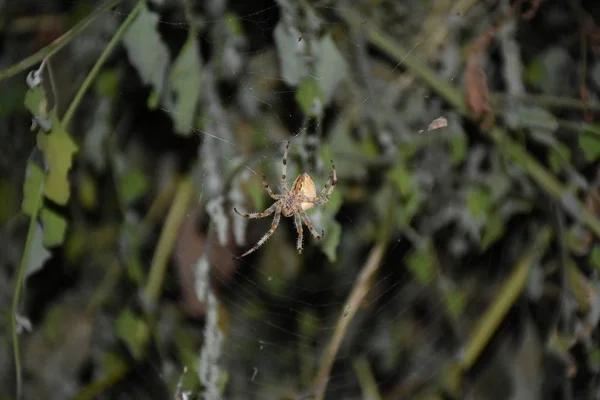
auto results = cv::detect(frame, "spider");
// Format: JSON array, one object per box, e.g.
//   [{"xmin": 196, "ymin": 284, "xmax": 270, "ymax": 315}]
[{"xmin": 234, "ymin": 141, "xmax": 337, "ymax": 257}]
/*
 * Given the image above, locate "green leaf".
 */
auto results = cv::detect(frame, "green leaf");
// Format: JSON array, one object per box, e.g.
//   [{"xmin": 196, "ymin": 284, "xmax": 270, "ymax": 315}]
[
  {"xmin": 217, "ymin": 371, "xmax": 229, "ymax": 395},
  {"xmin": 274, "ymin": 22, "xmax": 308, "ymax": 86},
  {"xmin": 480, "ymin": 211, "xmax": 504, "ymax": 250},
  {"xmin": 315, "ymin": 34, "xmax": 346, "ymax": 103},
  {"xmin": 524, "ymin": 58, "xmax": 544, "ymax": 89},
  {"xmin": 361, "ymin": 135, "xmax": 379, "ymax": 157},
  {"xmin": 588, "ymin": 347, "xmax": 600, "ymax": 371},
  {"xmin": 116, "ymin": 308, "xmax": 150, "ymax": 360},
  {"xmin": 513, "ymin": 106, "xmax": 559, "ymax": 131},
  {"xmin": 467, "ymin": 186, "xmax": 491, "ymax": 219},
  {"xmin": 321, "ymin": 220, "xmax": 341, "ymax": 263},
  {"xmin": 548, "ymin": 141, "xmax": 571, "ymax": 173},
  {"xmin": 295, "ymin": 78, "xmax": 324, "ymax": 117},
  {"xmin": 78, "ymin": 172, "xmax": 98, "ymax": 210},
  {"xmin": 388, "ymin": 163, "xmax": 413, "ymax": 195},
  {"xmin": 147, "ymin": 89, "xmax": 160, "ymax": 109},
  {"xmin": 579, "ymin": 133, "xmax": 600, "ymax": 162},
  {"xmin": 122, "ymin": 2, "xmax": 170, "ymax": 105},
  {"xmin": 36, "ymin": 121, "xmax": 79, "ymax": 205},
  {"xmin": 298, "ymin": 309, "xmax": 319, "ymax": 338},
  {"xmin": 450, "ymin": 130, "xmax": 468, "ymax": 165},
  {"xmin": 121, "ymin": 222, "xmax": 145, "ymax": 284},
  {"xmin": 95, "ymin": 70, "xmax": 119, "ymax": 100},
  {"xmin": 101, "ymin": 352, "xmax": 128, "ymax": 375},
  {"xmin": 167, "ymin": 31, "xmax": 202, "ymax": 135},
  {"xmin": 22, "ymin": 161, "xmax": 44, "ymax": 216},
  {"xmin": 224, "ymin": 12, "xmax": 244, "ymax": 35},
  {"xmin": 398, "ymin": 189, "xmax": 422, "ymax": 227},
  {"xmin": 119, "ymin": 168, "xmax": 150, "ymax": 205},
  {"xmin": 274, "ymin": 24, "xmax": 346, "ymax": 104},
  {"xmin": 25, "ymin": 223, "xmax": 52, "ymax": 281},
  {"xmin": 406, "ymin": 245, "xmax": 436, "ymax": 285},
  {"xmin": 443, "ymin": 287, "xmax": 467, "ymax": 320},
  {"xmin": 40, "ymin": 207, "xmax": 67, "ymax": 247}
]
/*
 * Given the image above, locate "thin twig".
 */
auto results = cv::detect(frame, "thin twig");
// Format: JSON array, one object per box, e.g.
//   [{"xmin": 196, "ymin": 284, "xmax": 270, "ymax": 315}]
[
  {"xmin": 313, "ymin": 242, "xmax": 386, "ymax": 399},
  {"xmin": 460, "ymin": 226, "xmax": 553, "ymax": 370},
  {"xmin": 11, "ymin": 178, "xmax": 43, "ymax": 400},
  {"xmin": 62, "ymin": 0, "xmax": 143, "ymax": 127},
  {"xmin": 0, "ymin": 0, "xmax": 122, "ymax": 83},
  {"xmin": 313, "ymin": 190, "xmax": 394, "ymax": 400},
  {"xmin": 144, "ymin": 176, "xmax": 195, "ymax": 306}
]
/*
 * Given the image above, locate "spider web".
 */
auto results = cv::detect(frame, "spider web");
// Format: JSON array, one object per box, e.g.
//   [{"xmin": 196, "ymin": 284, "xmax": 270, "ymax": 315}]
[{"xmin": 7, "ymin": 0, "xmax": 531, "ymax": 399}]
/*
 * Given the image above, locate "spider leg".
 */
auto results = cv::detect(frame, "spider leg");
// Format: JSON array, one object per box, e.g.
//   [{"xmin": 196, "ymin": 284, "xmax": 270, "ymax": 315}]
[
  {"xmin": 320, "ymin": 160, "xmax": 338, "ymax": 199},
  {"xmin": 299, "ymin": 208, "xmax": 324, "ymax": 240},
  {"xmin": 294, "ymin": 213, "xmax": 304, "ymax": 253},
  {"xmin": 281, "ymin": 141, "xmax": 290, "ymax": 189},
  {"xmin": 234, "ymin": 202, "xmax": 277, "ymax": 219},
  {"xmin": 262, "ymin": 174, "xmax": 281, "ymax": 200},
  {"xmin": 240, "ymin": 209, "xmax": 281, "ymax": 257}
]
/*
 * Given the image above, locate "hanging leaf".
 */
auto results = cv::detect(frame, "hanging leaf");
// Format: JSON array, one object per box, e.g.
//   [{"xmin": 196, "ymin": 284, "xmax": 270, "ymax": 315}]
[
  {"xmin": 118, "ymin": 168, "xmax": 150, "ymax": 206},
  {"xmin": 122, "ymin": 2, "xmax": 170, "ymax": 105},
  {"xmin": 116, "ymin": 308, "xmax": 150, "ymax": 360},
  {"xmin": 36, "ymin": 120, "xmax": 79, "ymax": 205},
  {"xmin": 321, "ymin": 220, "xmax": 341, "ymax": 263},
  {"xmin": 548, "ymin": 141, "xmax": 571, "ymax": 173},
  {"xmin": 442, "ymin": 287, "xmax": 467, "ymax": 320},
  {"xmin": 24, "ymin": 86, "xmax": 52, "ymax": 131},
  {"xmin": 24, "ymin": 86, "xmax": 48, "ymax": 119},
  {"xmin": 275, "ymin": 24, "xmax": 346, "ymax": 105},
  {"xmin": 22, "ymin": 161, "xmax": 44, "ymax": 216},
  {"xmin": 40, "ymin": 207, "xmax": 67, "ymax": 247},
  {"xmin": 466, "ymin": 186, "xmax": 491, "ymax": 219},
  {"xmin": 388, "ymin": 163, "xmax": 413, "ymax": 196},
  {"xmin": 407, "ymin": 245, "xmax": 437, "ymax": 285},
  {"xmin": 94, "ymin": 69, "xmax": 119, "ymax": 100},
  {"xmin": 315, "ymin": 34, "xmax": 346, "ymax": 103},
  {"xmin": 480, "ymin": 211, "xmax": 504, "ymax": 250},
  {"xmin": 450, "ymin": 130, "xmax": 468, "ymax": 165},
  {"xmin": 274, "ymin": 22, "xmax": 308, "ymax": 86},
  {"xmin": 295, "ymin": 78, "xmax": 324, "ymax": 117},
  {"xmin": 167, "ymin": 30, "xmax": 202, "ymax": 135},
  {"xmin": 579, "ymin": 133, "xmax": 600, "ymax": 162},
  {"xmin": 507, "ymin": 105, "xmax": 559, "ymax": 131},
  {"xmin": 25, "ymin": 223, "xmax": 52, "ymax": 281}
]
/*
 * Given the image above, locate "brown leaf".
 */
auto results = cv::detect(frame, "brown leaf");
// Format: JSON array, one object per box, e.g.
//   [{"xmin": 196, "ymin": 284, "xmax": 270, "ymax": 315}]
[{"xmin": 174, "ymin": 207, "xmax": 236, "ymax": 317}]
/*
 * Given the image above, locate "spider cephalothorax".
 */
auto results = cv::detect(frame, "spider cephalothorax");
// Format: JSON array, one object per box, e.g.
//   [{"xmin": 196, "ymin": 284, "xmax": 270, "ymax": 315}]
[{"xmin": 234, "ymin": 141, "xmax": 337, "ymax": 257}]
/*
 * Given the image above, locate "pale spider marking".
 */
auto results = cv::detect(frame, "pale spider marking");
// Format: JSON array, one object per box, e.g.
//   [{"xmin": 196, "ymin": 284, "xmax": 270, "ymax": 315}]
[{"xmin": 234, "ymin": 141, "xmax": 337, "ymax": 257}]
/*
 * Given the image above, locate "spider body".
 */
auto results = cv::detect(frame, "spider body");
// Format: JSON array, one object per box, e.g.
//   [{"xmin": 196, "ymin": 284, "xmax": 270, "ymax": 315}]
[{"xmin": 234, "ymin": 142, "xmax": 337, "ymax": 257}]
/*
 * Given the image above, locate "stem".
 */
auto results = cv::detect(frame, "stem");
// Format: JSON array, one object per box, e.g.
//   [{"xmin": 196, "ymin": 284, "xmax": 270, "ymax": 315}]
[
  {"xmin": 11, "ymin": 185, "xmax": 43, "ymax": 400},
  {"xmin": 460, "ymin": 227, "xmax": 552, "ymax": 370},
  {"xmin": 0, "ymin": 0, "xmax": 122, "ymax": 83},
  {"xmin": 62, "ymin": 0, "xmax": 144, "ymax": 127},
  {"xmin": 313, "ymin": 188, "xmax": 394, "ymax": 400},
  {"xmin": 143, "ymin": 176, "xmax": 195, "ymax": 306}
]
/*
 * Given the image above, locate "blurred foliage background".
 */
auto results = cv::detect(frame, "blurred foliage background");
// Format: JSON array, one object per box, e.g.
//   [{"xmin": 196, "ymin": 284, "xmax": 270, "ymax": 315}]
[{"xmin": 1, "ymin": 0, "xmax": 600, "ymax": 399}]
